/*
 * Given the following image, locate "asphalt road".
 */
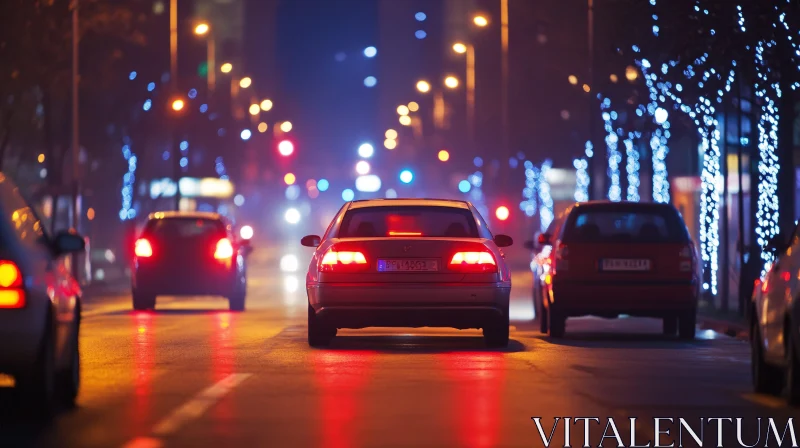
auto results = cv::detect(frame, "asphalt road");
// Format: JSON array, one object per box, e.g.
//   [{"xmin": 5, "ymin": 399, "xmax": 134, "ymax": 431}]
[{"xmin": 3, "ymin": 245, "xmax": 798, "ymax": 448}]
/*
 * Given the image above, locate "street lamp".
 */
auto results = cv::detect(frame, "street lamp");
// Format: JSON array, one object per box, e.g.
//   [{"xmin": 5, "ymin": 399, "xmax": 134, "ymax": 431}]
[
  {"xmin": 260, "ymin": 99, "xmax": 273, "ymax": 111},
  {"xmin": 444, "ymin": 76, "xmax": 459, "ymax": 89},
  {"xmin": 194, "ymin": 22, "xmax": 209, "ymax": 35},
  {"xmin": 397, "ymin": 105, "xmax": 409, "ymax": 116},
  {"xmin": 193, "ymin": 22, "xmax": 215, "ymax": 92},
  {"xmin": 248, "ymin": 104, "xmax": 260, "ymax": 116},
  {"xmin": 171, "ymin": 98, "xmax": 185, "ymax": 112},
  {"xmin": 416, "ymin": 80, "xmax": 431, "ymax": 93},
  {"xmin": 239, "ymin": 77, "xmax": 252, "ymax": 88},
  {"xmin": 453, "ymin": 42, "xmax": 476, "ymax": 144},
  {"xmin": 473, "ymin": 15, "xmax": 489, "ymax": 27},
  {"xmin": 220, "ymin": 62, "xmax": 232, "ymax": 73}
]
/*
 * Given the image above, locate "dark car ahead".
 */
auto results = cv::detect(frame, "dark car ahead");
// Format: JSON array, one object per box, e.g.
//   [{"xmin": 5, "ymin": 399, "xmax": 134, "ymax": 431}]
[
  {"xmin": 131, "ymin": 211, "xmax": 251, "ymax": 311},
  {"xmin": 538, "ymin": 201, "xmax": 700, "ymax": 339}
]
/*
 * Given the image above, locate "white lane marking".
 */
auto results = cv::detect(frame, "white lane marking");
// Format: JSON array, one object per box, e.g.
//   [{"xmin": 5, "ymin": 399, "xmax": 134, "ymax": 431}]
[{"xmin": 151, "ymin": 373, "xmax": 252, "ymax": 436}]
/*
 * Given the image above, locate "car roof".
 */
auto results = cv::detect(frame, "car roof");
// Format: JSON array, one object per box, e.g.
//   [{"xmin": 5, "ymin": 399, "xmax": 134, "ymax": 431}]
[
  {"xmin": 571, "ymin": 200, "xmax": 676, "ymax": 210},
  {"xmin": 348, "ymin": 198, "xmax": 470, "ymax": 210},
  {"xmin": 147, "ymin": 211, "xmax": 223, "ymax": 221}
]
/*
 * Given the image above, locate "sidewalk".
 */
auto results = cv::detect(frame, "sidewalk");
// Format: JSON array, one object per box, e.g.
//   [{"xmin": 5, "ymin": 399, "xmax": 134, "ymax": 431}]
[{"xmin": 696, "ymin": 300, "xmax": 749, "ymax": 340}]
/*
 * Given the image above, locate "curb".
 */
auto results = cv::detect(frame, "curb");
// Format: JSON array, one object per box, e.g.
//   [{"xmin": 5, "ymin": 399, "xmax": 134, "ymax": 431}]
[{"xmin": 697, "ymin": 315, "xmax": 749, "ymax": 340}]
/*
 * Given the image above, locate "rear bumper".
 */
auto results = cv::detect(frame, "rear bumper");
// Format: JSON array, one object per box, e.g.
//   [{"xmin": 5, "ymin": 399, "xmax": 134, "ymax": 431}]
[
  {"xmin": 0, "ymin": 293, "xmax": 48, "ymax": 374},
  {"xmin": 309, "ymin": 283, "xmax": 510, "ymax": 329},
  {"xmin": 134, "ymin": 266, "xmax": 236, "ymax": 296},
  {"xmin": 549, "ymin": 279, "xmax": 698, "ymax": 317}
]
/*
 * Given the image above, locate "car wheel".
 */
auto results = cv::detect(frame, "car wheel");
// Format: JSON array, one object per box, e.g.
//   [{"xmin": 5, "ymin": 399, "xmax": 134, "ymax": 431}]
[
  {"xmin": 132, "ymin": 292, "xmax": 156, "ymax": 311},
  {"xmin": 548, "ymin": 308, "xmax": 566, "ymax": 338},
  {"xmin": 56, "ymin": 309, "xmax": 80, "ymax": 408},
  {"xmin": 484, "ymin": 315, "xmax": 510, "ymax": 348},
  {"xmin": 751, "ymin": 322, "xmax": 782, "ymax": 395},
  {"xmin": 18, "ymin": 318, "xmax": 56, "ymax": 418},
  {"xmin": 678, "ymin": 309, "xmax": 696, "ymax": 340},
  {"xmin": 308, "ymin": 304, "xmax": 335, "ymax": 347},
  {"xmin": 539, "ymin": 302, "xmax": 549, "ymax": 334},
  {"xmin": 785, "ymin": 324, "xmax": 800, "ymax": 405},
  {"xmin": 662, "ymin": 316, "xmax": 678, "ymax": 336}
]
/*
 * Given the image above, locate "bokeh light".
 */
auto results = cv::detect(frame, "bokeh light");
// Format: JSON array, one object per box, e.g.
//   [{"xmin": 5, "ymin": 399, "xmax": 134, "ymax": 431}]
[
  {"xmin": 453, "ymin": 43, "xmax": 467, "ymax": 54},
  {"xmin": 358, "ymin": 143, "xmax": 375, "ymax": 158},
  {"xmin": 458, "ymin": 180, "xmax": 471, "ymax": 193},
  {"xmin": 342, "ymin": 189, "xmax": 355, "ymax": 201},
  {"xmin": 364, "ymin": 46, "xmax": 377, "ymax": 58},
  {"xmin": 385, "ymin": 129, "xmax": 398, "ymax": 139},
  {"xmin": 355, "ymin": 161, "xmax": 371, "ymax": 175},
  {"xmin": 239, "ymin": 77, "xmax": 252, "ymax": 88},
  {"xmin": 284, "ymin": 208, "xmax": 301, "ymax": 224},
  {"xmin": 317, "ymin": 179, "xmax": 330, "ymax": 192},
  {"xmin": 384, "ymin": 139, "xmax": 397, "ymax": 150},
  {"xmin": 397, "ymin": 105, "xmax": 409, "ymax": 116},
  {"xmin": 249, "ymin": 104, "xmax": 260, "ymax": 115},
  {"xmin": 258, "ymin": 122, "xmax": 268, "ymax": 133},
  {"xmin": 415, "ymin": 30, "xmax": 427, "ymax": 39},
  {"xmin": 416, "ymin": 80, "xmax": 431, "ymax": 93},
  {"xmin": 399, "ymin": 115, "xmax": 412, "ymax": 126},
  {"xmin": 260, "ymin": 99, "xmax": 273, "ymax": 111},
  {"xmin": 364, "ymin": 76, "xmax": 377, "ymax": 87},
  {"xmin": 568, "ymin": 75, "xmax": 578, "ymax": 85},
  {"xmin": 284, "ymin": 173, "xmax": 296, "ymax": 185},
  {"xmin": 399, "ymin": 170, "xmax": 414, "ymax": 184},
  {"xmin": 280, "ymin": 121, "xmax": 293, "ymax": 133},
  {"xmin": 386, "ymin": 188, "xmax": 398, "ymax": 198},
  {"xmin": 444, "ymin": 76, "xmax": 459, "ymax": 89},
  {"xmin": 240, "ymin": 129, "xmax": 251, "ymax": 140},
  {"xmin": 240, "ymin": 225, "xmax": 254, "ymax": 240},
  {"xmin": 408, "ymin": 101, "xmax": 420, "ymax": 112},
  {"xmin": 495, "ymin": 206, "xmax": 510, "ymax": 221},
  {"xmin": 438, "ymin": 150, "xmax": 450, "ymax": 162},
  {"xmin": 473, "ymin": 15, "xmax": 489, "ymax": 27},
  {"xmin": 415, "ymin": 12, "xmax": 426, "ymax": 21},
  {"xmin": 278, "ymin": 140, "xmax": 294, "ymax": 156},
  {"xmin": 220, "ymin": 62, "xmax": 232, "ymax": 73}
]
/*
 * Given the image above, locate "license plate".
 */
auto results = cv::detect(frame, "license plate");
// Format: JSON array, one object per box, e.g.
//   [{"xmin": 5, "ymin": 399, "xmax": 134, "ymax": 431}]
[
  {"xmin": 601, "ymin": 259, "xmax": 651, "ymax": 271},
  {"xmin": 378, "ymin": 259, "xmax": 439, "ymax": 272}
]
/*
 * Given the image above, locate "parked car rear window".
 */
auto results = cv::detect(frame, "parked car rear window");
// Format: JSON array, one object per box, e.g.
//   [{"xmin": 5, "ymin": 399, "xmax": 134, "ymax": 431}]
[
  {"xmin": 145, "ymin": 218, "xmax": 226, "ymax": 240},
  {"xmin": 562, "ymin": 206, "xmax": 689, "ymax": 243},
  {"xmin": 338, "ymin": 206, "xmax": 479, "ymax": 238}
]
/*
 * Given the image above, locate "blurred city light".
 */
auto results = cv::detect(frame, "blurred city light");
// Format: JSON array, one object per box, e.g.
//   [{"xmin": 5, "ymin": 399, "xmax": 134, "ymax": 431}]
[
  {"xmin": 220, "ymin": 62, "xmax": 232, "ymax": 73},
  {"xmin": 239, "ymin": 77, "xmax": 252, "ymax": 88},
  {"xmin": 147, "ymin": 82, "xmax": 156, "ymax": 91},
  {"xmin": 278, "ymin": 140, "xmax": 294, "ymax": 156},
  {"xmin": 285, "ymin": 185, "xmax": 300, "ymax": 200},
  {"xmin": 355, "ymin": 175, "xmax": 382, "ymax": 193},
  {"xmin": 234, "ymin": 194, "xmax": 245, "ymax": 206},
  {"xmin": 342, "ymin": 189, "xmax": 355, "ymax": 201},
  {"xmin": 453, "ymin": 43, "xmax": 467, "ymax": 54},
  {"xmin": 37, "ymin": 154, "xmax": 45, "ymax": 163},
  {"xmin": 260, "ymin": 99, "xmax": 273, "ymax": 111},
  {"xmin": 317, "ymin": 179, "xmax": 330, "ymax": 192},
  {"xmin": 408, "ymin": 101, "xmax": 420, "ymax": 112},
  {"xmin": 473, "ymin": 15, "xmax": 489, "ymax": 27},
  {"xmin": 384, "ymin": 139, "xmax": 397, "ymax": 150},
  {"xmin": 284, "ymin": 208, "xmax": 301, "ymax": 224},
  {"xmin": 188, "ymin": 88, "xmax": 198, "ymax": 99},
  {"xmin": 280, "ymin": 254, "xmax": 299, "ymax": 272},
  {"xmin": 415, "ymin": 30, "xmax": 427, "ymax": 39},
  {"xmin": 240, "ymin": 129, "xmax": 252, "ymax": 140},
  {"xmin": 399, "ymin": 115, "xmax": 411, "ymax": 126},
  {"xmin": 399, "ymin": 170, "xmax": 414, "ymax": 184},
  {"xmin": 240, "ymin": 225, "xmax": 254, "ymax": 240},
  {"xmin": 171, "ymin": 98, "xmax": 185, "ymax": 111},
  {"xmin": 143, "ymin": 99, "xmax": 152, "ymax": 111},
  {"xmin": 386, "ymin": 188, "xmax": 398, "ymax": 198},
  {"xmin": 306, "ymin": 179, "xmax": 317, "ymax": 189},
  {"xmin": 194, "ymin": 23, "xmax": 209, "ymax": 35},
  {"xmin": 416, "ymin": 80, "xmax": 431, "ymax": 93},
  {"xmin": 415, "ymin": 12, "xmax": 426, "ymax": 21},
  {"xmin": 280, "ymin": 121, "xmax": 293, "ymax": 133},
  {"xmin": 358, "ymin": 143, "xmax": 375, "ymax": 158},
  {"xmin": 610, "ymin": 74, "xmax": 619, "ymax": 83},
  {"xmin": 625, "ymin": 65, "xmax": 639, "ymax": 81},
  {"xmin": 568, "ymin": 75, "xmax": 578, "ymax": 85},
  {"xmin": 458, "ymin": 180, "xmax": 471, "ymax": 193},
  {"xmin": 249, "ymin": 104, "xmax": 260, "ymax": 115},
  {"xmin": 397, "ymin": 105, "xmax": 409, "ymax": 116},
  {"xmin": 258, "ymin": 122, "xmax": 268, "ymax": 133},
  {"xmin": 474, "ymin": 156, "xmax": 484, "ymax": 167},
  {"xmin": 438, "ymin": 150, "xmax": 450, "ymax": 162},
  {"xmin": 654, "ymin": 107, "xmax": 669, "ymax": 125},
  {"xmin": 444, "ymin": 76, "xmax": 459, "ymax": 89},
  {"xmin": 179, "ymin": 157, "xmax": 188, "ymax": 168},
  {"xmin": 364, "ymin": 76, "xmax": 377, "ymax": 87},
  {"xmin": 355, "ymin": 161, "xmax": 371, "ymax": 175},
  {"xmin": 129, "ymin": 71, "xmax": 137, "ymax": 80},
  {"xmin": 582, "ymin": 84, "xmax": 591, "ymax": 92},
  {"xmin": 284, "ymin": 173, "xmax": 296, "ymax": 185},
  {"xmin": 495, "ymin": 206, "xmax": 510, "ymax": 221},
  {"xmin": 385, "ymin": 129, "xmax": 398, "ymax": 139},
  {"xmin": 364, "ymin": 46, "xmax": 377, "ymax": 58}
]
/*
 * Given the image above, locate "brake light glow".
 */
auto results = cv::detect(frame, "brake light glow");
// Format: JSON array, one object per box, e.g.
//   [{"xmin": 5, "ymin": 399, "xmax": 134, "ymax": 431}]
[
  {"xmin": 388, "ymin": 231, "xmax": 422, "ymax": 236},
  {"xmin": 449, "ymin": 251, "xmax": 497, "ymax": 273},
  {"xmin": 320, "ymin": 250, "xmax": 368, "ymax": 272},
  {"xmin": 134, "ymin": 238, "xmax": 153, "ymax": 258},
  {"xmin": 0, "ymin": 261, "xmax": 24, "ymax": 309},
  {"xmin": 214, "ymin": 238, "xmax": 234, "ymax": 259}
]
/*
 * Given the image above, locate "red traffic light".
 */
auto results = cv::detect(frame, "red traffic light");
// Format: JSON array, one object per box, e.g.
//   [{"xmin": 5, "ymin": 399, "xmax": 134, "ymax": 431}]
[{"xmin": 278, "ymin": 140, "xmax": 294, "ymax": 156}]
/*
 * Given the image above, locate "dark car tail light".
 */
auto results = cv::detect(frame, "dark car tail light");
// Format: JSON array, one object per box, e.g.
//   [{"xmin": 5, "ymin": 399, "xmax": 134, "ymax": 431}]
[
  {"xmin": 449, "ymin": 251, "xmax": 497, "ymax": 273},
  {"xmin": 0, "ymin": 260, "xmax": 24, "ymax": 309},
  {"xmin": 134, "ymin": 238, "xmax": 153, "ymax": 258},
  {"xmin": 319, "ymin": 249, "xmax": 368, "ymax": 272},
  {"xmin": 679, "ymin": 243, "xmax": 695, "ymax": 272},
  {"xmin": 214, "ymin": 238, "xmax": 234, "ymax": 260}
]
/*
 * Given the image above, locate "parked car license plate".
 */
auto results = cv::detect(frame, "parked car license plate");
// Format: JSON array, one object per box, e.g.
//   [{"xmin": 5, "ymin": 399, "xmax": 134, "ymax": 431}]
[
  {"xmin": 378, "ymin": 259, "xmax": 439, "ymax": 272},
  {"xmin": 601, "ymin": 259, "xmax": 651, "ymax": 271}
]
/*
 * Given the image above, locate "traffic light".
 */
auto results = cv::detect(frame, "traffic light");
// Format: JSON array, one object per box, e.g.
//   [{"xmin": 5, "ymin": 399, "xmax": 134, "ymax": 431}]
[{"xmin": 278, "ymin": 140, "xmax": 294, "ymax": 156}]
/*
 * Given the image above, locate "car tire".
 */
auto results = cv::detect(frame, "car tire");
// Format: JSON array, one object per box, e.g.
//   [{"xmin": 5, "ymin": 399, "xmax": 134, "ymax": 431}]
[
  {"xmin": 678, "ymin": 309, "xmax": 696, "ymax": 340},
  {"xmin": 662, "ymin": 316, "xmax": 678, "ymax": 336},
  {"xmin": 132, "ymin": 292, "xmax": 156, "ymax": 311},
  {"xmin": 308, "ymin": 304, "xmax": 335, "ymax": 347},
  {"xmin": 751, "ymin": 322, "xmax": 782, "ymax": 395},
  {"xmin": 548, "ymin": 308, "xmax": 566, "ymax": 338},
  {"xmin": 56, "ymin": 309, "xmax": 80, "ymax": 408},
  {"xmin": 785, "ymin": 324, "xmax": 800, "ymax": 405},
  {"xmin": 539, "ymin": 302, "xmax": 549, "ymax": 334},
  {"xmin": 484, "ymin": 315, "xmax": 510, "ymax": 348},
  {"xmin": 18, "ymin": 317, "xmax": 56, "ymax": 418},
  {"xmin": 229, "ymin": 292, "xmax": 246, "ymax": 312}
]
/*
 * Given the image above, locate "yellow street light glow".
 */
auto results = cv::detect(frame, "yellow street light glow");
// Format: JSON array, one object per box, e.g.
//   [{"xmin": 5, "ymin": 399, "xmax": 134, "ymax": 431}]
[
  {"xmin": 453, "ymin": 43, "xmax": 467, "ymax": 54},
  {"xmin": 438, "ymin": 150, "xmax": 450, "ymax": 162},
  {"xmin": 385, "ymin": 129, "xmax": 398, "ymax": 139},
  {"xmin": 171, "ymin": 98, "xmax": 185, "ymax": 111},
  {"xmin": 239, "ymin": 77, "xmax": 252, "ymax": 88},
  {"xmin": 444, "ymin": 76, "xmax": 459, "ymax": 89},
  {"xmin": 416, "ymin": 80, "xmax": 431, "ymax": 93},
  {"xmin": 568, "ymin": 75, "xmax": 578, "ymax": 85},
  {"xmin": 610, "ymin": 74, "xmax": 619, "ymax": 83},
  {"xmin": 625, "ymin": 65, "xmax": 639, "ymax": 82},
  {"xmin": 384, "ymin": 139, "xmax": 397, "ymax": 150},
  {"xmin": 260, "ymin": 99, "xmax": 273, "ymax": 111},
  {"xmin": 284, "ymin": 173, "xmax": 296, "ymax": 185},
  {"xmin": 473, "ymin": 15, "xmax": 489, "ymax": 27},
  {"xmin": 220, "ymin": 63, "xmax": 233, "ymax": 73},
  {"xmin": 258, "ymin": 122, "xmax": 268, "ymax": 133},
  {"xmin": 248, "ymin": 104, "xmax": 260, "ymax": 115},
  {"xmin": 582, "ymin": 84, "xmax": 591, "ymax": 93},
  {"xmin": 37, "ymin": 153, "xmax": 45, "ymax": 163},
  {"xmin": 280, "ymin": 121, "xmax": 293, "ymax": 133},
  {"xmin": 397, "ymin": 105, "xmax": 409, "ymax": 116},
  {"xmin": 399, "ymin": 115, "xmax": 412, "ymax": 126},
  {"xmin": 194, "ymin": 23, "xmax": 210, "ymax": 35},
  {"xmin": 408, "ymin": 101, "xmax": 419, "ymax": 112}
]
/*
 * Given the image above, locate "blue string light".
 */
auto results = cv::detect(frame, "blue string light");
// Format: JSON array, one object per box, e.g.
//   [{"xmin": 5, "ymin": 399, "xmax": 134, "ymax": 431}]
[
  {"xmin": 520, "ymin": 160, "xmax": 537, "ymax": 217},
  {"xmin": 624, "ymin": 136, "xmax": 640, "ymax": 202},
  {"xmin": 574, "ymin": 157, "xmax": 589, "ymax": 202},
  {"xmin": 600, "ymin": 98, "xmax": 622, "ymax": 202},
  {"xmin": 538, "ymin": 161, "xmax": 554, "ymax": 232},
  {"xmin": 119, "ymin": 139, "xmax": 137, "ymax": 221}
]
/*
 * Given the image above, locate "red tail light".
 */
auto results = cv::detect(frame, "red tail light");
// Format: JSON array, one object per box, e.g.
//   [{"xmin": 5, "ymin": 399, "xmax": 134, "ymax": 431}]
[
  {"xmin": 388, "ymin": 231, "xmax": 422, "ymax": 237},
  {"xmin": 214, "ymin": 238, "xmax": 234, "ymax": 259},
  {"xmin": 0, "ymin": 260, "xmax": 24, "ymax": 309},
  {"xmin": 319, "ymin": 250, "xmax": 368, "ymax": 272},
  {"xmin": 679, "ymin": 243, "xmax": 695, "ymax": 272},
  {"xmin": 134, "ymin": 238, "xmax": 153, "ymax": 258},
  {"xmin": 449, "ymin": 251, "xmax": 497, "ymax": 273}
]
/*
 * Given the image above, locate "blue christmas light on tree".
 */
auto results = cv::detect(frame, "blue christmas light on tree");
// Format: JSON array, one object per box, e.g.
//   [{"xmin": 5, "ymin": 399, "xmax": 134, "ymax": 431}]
[
  {"xmin": 538, "ymin": 160, "xmax": 554, "ymax": 232},
  {"xmin": 600, "ymin": 98, "xmax": 622, "ymax": 202},
  {"xmin": 119, "ymin": 139, "xmax": 137, "ymax": 221}
]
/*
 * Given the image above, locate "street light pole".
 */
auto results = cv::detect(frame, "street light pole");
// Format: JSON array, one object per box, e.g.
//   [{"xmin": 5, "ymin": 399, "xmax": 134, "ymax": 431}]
[
  {"xmin": 466, "ymin": 44, "xmax": 476, "ymax": 149},
  {"xmin": 71, "ymin": 0, "xmax": 80, "ymax": 235},
  {"xmin": 170, "ymin": 0, "xmax": 178, "ymax": 91},
  {"xmin": 500, "ymin": 0, "xmax": 509, "ymax": 168}
]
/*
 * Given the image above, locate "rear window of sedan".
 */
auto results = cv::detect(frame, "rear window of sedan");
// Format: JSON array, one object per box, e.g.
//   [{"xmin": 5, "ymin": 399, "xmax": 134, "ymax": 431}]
[
  {"xmin": 338, "ymin": 206, "xmax": 479, "ymax": 238},
  {"xmin": 144, "ymin": 218, "xmax": 226, "ymax": 240},
  {"xmin": 562, "ymin": 205, "xmax": 689, "ymax": 244}
]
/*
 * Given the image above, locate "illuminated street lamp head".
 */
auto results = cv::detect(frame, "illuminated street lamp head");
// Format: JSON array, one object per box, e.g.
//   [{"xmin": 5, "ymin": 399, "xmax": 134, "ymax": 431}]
[
  {"xmin": 248, "ymin": 104, "xmax": 260, "ymax": 116},
  {"xmin": 194, "ymin": 23, "xmax": 210, "ymax": 35},
  {"xmin": 239, "ymin": 77, "xmax": 252, "ymax": 88},
  {"xmin": 452, "ymin": 43, "xmax": 467, "ymax": 54},
  {"xmin": 171, "ymin": 98, "xmax": 185, "ymax": 112},
  {"xmin": 220, "ymin": 62, "xmax": 233, "ymax": 73},
  {"xmin": 416, "ymin": 80, "xmax": 431, "ymax": 93},
  {"xmin": 473, "ymin": 15, "xmax": 489, "ymax": 27},
  {"xmin": 444, "ymin": 76, "xmax": 459, "ymax": 89},
  {"xmin": 397, "ymin": 105, "xmax": 409, "ymax": 116}
]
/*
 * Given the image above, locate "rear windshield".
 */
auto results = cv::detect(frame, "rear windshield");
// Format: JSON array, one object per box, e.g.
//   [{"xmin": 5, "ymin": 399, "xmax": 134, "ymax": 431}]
[
  {"xmin": 338, "ymin": 206, "xmax": 479, "ymax": 238},
  {"xmin": 144, "ymin": 218, "xmax": 226, "ymax": 240},
  {"xmin": 562, "ymin": 206, "xmax": 689, "ymax": 243}
]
